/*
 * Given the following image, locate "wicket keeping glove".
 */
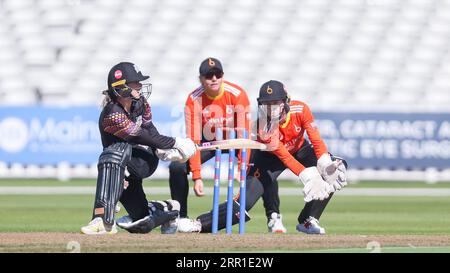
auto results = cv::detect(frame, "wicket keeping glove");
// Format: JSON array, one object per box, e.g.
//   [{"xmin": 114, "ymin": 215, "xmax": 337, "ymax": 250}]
[
  {"xmin": 299, "ymin": 167, "xmax": 333, "ymax": 202},
  {"xmin": 329, "ymin": 159, "xmax": 348, "ymax": 191},
  {"xmin": 317, "ymin": 154, "xmax": 348, "ymax": 192}
]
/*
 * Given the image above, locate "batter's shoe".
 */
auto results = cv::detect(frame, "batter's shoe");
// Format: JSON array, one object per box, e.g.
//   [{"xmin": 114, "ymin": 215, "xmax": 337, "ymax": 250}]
[
  {"xmin": 296, "ymin": 216, "xmax": 325, "ymax": 235},
  {"xmin": 81, "ymin": 217, "xmax": 117, "ymax": 235},
  {"xmin": 267, "ymin": 212, "xmax": 287, "ymax": 233},
  {"xmin": 177, "ymin": 218, "xmax": 202, "ymax": 233}
]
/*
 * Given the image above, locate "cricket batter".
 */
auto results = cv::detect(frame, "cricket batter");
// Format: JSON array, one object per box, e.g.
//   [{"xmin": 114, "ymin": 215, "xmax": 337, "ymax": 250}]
[
  {"xmin": 81, "ymin": 62, "xmax": 197, "ymax": 234},
  {"xmin": 168, "ymin": 57, "xmax": 252, "ymax": 224}
]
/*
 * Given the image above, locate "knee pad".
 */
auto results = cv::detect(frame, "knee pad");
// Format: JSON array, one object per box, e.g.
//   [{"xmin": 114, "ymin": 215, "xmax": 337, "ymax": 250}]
[
  {"xmin": 116, "ymin": 200, "xmax": 179, "ymax": 234},
  {"xmin": 116, "ymin": 215, "xmax": 155, "ymax": 234},
  {"xmin": 148, "ymin": 200, "xmax": 180, "ymax": 230}
]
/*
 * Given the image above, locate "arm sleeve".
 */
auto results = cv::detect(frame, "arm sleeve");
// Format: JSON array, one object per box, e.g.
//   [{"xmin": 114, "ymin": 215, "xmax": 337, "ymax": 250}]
[
  {"xmin": 257, "ymin": 128, "xmax": 306, "ymax": 176},
  {"xmin": 300, "ymin": 104, "xmax": 328, "ymax": 159},
  {"xmin": 102, "ymin": 112, "xmax": 175, "ymax": 149},
  {"xmin": 271, "ymin": 141, "xmax": 306, "ymax": 176},
  {"xmin": 185, "ymin": 97, "xmax": 203, "ymax": 181}
]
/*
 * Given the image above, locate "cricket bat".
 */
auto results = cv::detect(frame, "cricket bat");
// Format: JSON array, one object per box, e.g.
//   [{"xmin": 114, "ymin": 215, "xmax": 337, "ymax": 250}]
[{"xmin": 196, "ymin": 139, "xmax": 267, "ymax": 151}]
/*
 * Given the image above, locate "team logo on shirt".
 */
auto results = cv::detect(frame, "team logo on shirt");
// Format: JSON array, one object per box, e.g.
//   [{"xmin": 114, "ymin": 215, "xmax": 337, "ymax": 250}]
[{"xmin": 294, "ymin": 124, "xmax": 302, "ymax": 132}]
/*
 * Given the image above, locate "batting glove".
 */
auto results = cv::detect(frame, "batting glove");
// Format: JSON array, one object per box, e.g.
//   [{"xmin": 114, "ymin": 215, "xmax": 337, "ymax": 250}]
[
  {"xmin": 173, "ymin": 137, "xmax": 197, "ymax": 159},
  {"xmin": 156, "ymin": 148, "xmax": 187, "ymax": 162}
]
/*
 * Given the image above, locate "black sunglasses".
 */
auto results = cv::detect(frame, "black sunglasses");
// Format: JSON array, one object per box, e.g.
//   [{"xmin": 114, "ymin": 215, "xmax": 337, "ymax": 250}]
[{"xmin": 203, "ymin": 71, "xmax": 223, "ymax": 80}]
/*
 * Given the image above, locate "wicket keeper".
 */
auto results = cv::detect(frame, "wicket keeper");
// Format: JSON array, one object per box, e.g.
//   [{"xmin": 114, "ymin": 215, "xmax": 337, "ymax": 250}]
[{"xmin": 247, "ymin": 80, "xmax": 348, "ymax": 234}]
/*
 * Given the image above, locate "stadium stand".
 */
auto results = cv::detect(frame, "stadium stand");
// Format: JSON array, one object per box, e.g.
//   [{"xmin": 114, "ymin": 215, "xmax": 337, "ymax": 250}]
[
  {"xmin": 0, "ymin": 0, "xmax": 449, "ymax": 181},
  {"xmin": 1, "ymin": 0, "xmax": 450, "ymax": 110}
]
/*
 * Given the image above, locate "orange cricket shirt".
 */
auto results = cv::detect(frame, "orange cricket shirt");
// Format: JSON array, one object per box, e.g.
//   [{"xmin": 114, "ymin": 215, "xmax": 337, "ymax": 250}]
[
  {"xmin": 258, "ymin": 100, "xmax": 328, "ymax": 176},
  {"xmin": 185, "ymin": 80, "xmax": 251, "ymax": 180}
]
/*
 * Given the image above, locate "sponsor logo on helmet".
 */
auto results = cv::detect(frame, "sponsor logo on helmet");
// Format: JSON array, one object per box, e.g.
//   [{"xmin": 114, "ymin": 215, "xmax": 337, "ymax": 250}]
[
  {"xmin": 267, "ymin": 86, "xmax": 273, "ymax": 94},
  {"xmin": 114, "ymin": 70, "xmax": 122, "ymax": 79},
  {"xmin": 208, "ymin": 58, "xmax": 215, "ymax": 67}
]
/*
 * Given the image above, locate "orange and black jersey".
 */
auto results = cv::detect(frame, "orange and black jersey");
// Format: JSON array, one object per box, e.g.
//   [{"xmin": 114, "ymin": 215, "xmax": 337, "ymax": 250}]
[
  {"xmin": 185, "ymin": 80, "xmax": 251, "ymax": 180},
  {"xmin": 258, "ymin": 100, "xmax": 328, "ymax": 176},
  {"xmin": 99, "ymin": 99, "xmax": 175, "ymax": 149}
]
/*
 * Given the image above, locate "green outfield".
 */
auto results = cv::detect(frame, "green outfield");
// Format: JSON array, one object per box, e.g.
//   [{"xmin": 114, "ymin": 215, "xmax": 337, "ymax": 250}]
[
  {"xmin": 1, "ymin": 179, "xmax": 450, "ymax": 188},
  {"xmin": 1, "ymin": 193, "xmax": 450, "ymax": 235},
  {"xmin": 0, "ymin": 179, "xmax": 449, "ymax": 252}
]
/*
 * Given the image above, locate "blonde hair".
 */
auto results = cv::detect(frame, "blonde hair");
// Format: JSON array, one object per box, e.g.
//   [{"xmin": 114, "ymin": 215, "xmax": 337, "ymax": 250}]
[{"xmin": 101, "ymin": 93, "xmax": 112, "ymax": 108}]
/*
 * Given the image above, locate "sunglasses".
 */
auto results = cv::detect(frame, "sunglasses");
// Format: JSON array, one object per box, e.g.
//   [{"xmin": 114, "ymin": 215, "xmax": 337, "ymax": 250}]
[{"xmin": 203, "ymin": 71, "xmax": 223, "ymax": 80}]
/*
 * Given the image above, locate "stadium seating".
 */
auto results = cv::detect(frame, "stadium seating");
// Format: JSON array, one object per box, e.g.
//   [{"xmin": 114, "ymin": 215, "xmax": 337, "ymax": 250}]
[
  {"xmin": 1, "ymin": 0, "xmax": 450, "ymax": 181},
  {"xmin": 0, "ymin": 0, "xmax": 449, "ymax": 110}
]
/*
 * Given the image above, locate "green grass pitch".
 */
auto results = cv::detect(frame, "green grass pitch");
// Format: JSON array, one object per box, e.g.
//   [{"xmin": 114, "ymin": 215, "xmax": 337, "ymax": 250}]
[
  {"xmin": 1, "ymin": 194, "xmax": 450, "ymax": 235},
  {"xmin": 0, "ymin": 179, "xmax": 449, "ymax": 252}
]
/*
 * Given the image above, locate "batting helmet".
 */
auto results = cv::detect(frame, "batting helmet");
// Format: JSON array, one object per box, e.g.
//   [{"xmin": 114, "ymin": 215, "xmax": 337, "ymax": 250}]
[{"xmin": 105, "ymin": 62, "xmax": 151, "ymax": 100}]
